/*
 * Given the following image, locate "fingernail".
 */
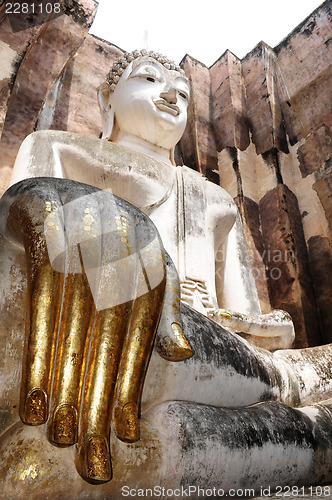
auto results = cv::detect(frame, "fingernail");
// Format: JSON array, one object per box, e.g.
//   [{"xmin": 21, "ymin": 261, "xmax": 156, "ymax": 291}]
[
  {"xmin": 171, "ymin": 322, "xmax": 193, "ymax": 359},
  {"xmin": 156, "ymin": 323, "xmax": 193, "ymax": 361},
  {"xmin": 49, "ymin": 404, "xmax": 77, "ymax": 446},
  {"xmin": 218, "ymin": 310, "xmax": 232, "ymax": 320},
  {"xmin": 85, "ymin": 436, "xmax": 112, "ymax": 483},
  {"xmin": 114, "ymin": 402, "xmax": 139, "ymax": 443},
  {"xmin": 23, "ymin": 388, "xmax": 47, "ymax": 425}
]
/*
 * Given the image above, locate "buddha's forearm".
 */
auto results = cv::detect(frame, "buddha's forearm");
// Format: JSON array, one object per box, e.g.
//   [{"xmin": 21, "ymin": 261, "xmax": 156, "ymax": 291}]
[{"xmin": 209, "ymin": 308, "xmax": 295, "ymax": 351}]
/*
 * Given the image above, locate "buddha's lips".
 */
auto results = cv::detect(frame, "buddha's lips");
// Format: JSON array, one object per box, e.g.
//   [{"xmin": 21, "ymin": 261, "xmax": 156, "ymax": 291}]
[{"xmin": 153, "ymin": 99, "xmax": 179, "ymax": 116}]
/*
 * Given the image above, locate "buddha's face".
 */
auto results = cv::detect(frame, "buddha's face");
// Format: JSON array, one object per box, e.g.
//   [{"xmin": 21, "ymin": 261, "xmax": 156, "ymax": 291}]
[{"xmin": 109, "ymin": 56, "xmax": 190, "ymax": 151}]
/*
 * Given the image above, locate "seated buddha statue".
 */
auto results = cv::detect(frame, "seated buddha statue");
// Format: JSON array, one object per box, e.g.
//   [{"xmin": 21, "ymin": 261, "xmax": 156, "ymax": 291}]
[{"xmin": 0, "ymin": 50, "xmax": 331, "ymax": 498}]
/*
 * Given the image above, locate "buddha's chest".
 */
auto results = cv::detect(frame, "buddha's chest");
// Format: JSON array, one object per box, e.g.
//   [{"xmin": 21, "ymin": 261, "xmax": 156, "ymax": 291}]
[{"xmin": 146, "ymin": 168, "xmax": 236, "ymax": 285}]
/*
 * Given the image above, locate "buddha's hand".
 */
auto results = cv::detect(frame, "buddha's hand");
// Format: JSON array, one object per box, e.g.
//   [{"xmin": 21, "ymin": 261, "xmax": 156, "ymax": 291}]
[
  {"xmin": 0, "ymin": 178, "xmax": 192, "ymax": 484},
  {"xmin": 208, "ymin": 308, "xmax": 295, "ymax": 350}
]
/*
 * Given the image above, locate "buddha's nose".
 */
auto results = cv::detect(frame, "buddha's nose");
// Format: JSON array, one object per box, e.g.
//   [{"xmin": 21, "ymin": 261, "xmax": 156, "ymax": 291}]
[{"xmin": 160, "ymin": 88, "xmax": 177, "ymax": 104}]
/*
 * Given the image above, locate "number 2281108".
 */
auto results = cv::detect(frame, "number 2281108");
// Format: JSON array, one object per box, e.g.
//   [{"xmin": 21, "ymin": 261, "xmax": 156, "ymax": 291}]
[{"xmin": 5, "ymin": 3, "xmax": 61, "ymax": 15}]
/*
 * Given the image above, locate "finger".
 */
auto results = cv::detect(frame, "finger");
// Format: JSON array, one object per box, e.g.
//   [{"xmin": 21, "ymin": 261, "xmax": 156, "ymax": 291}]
[
  {"xmin": 155, "ymin": 252, "xmax": 193, "ymax": 361},
  {"xmin": 211, "ymin": 309, "xmax": 294, "ymax": 338},
  {"xmin": 75, "ymin": 301, "xmax": 131, "ymax": 484},
  {"xmin": 75, "ymin": 195, "xmax": 136, "ymax": 484},
  {"xmin": 112, "ymin": 215, "xmax": 166, "ymax": 443},
  {"xmin": 5, "ymin": 180, "xmax": 65, "ymax": 425},
  {"xmin": 47, "ymin": 194, "xmax": 102, "ymax": 447}
]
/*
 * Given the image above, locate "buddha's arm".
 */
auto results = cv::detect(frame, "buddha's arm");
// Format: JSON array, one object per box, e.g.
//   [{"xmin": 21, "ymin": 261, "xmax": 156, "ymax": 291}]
[
  {"xmin": 10, "ymin": 130, "xmax": 123, "ymax": 187},
  {"xmin": 214, "ymin": 216, "xmax": 295, "ymax": 350},
  {"xmin": 10, "ymin": 130, "xmax": 121, "ymax": 185},
  {"xmin": 215, "ymin": 216, "xmax": 261, "ymax": 315},
  {"xmin": 9, "ymin": 131, "xmax": 169, "ymax": 211}
]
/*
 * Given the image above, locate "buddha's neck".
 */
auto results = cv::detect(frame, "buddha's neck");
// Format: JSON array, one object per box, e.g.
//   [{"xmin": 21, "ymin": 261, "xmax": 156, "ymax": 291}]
[{"xmin": 113, "ymin": 132, "xmax": 173, "ymax": 166}]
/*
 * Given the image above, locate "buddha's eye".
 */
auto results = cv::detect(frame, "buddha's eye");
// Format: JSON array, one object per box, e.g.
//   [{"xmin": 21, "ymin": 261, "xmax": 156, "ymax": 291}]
[
  {"xmin": 178, "ymin": 91, "xmax": 188, "ymax": 100},
  {"xmin": 146, "ymin": 76, "xmax": 156, "ymax": 82}
]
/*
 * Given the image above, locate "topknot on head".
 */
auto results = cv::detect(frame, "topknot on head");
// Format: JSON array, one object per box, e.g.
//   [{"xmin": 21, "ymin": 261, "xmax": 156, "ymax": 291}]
[{"xmin": 105, "ymin": 50, "xmax": 185, "ymax": 92}]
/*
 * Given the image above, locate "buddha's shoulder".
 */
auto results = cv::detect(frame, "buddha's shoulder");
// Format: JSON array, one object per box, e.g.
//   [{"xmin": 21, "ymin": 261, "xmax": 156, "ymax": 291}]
[
  {"xmin": 21, "ymin": 130, "xmax": 102, "ymax": 150},
  {"xmin": 22, "ymin": 131, "xmax": 166, "ymax": 169},
  {"xmin": 180, "ymin": 165, "xmax": 235, "ymax": 206}
]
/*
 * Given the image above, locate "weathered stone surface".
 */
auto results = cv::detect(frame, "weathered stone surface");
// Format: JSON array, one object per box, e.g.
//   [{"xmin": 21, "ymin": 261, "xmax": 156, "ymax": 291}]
[
  {"xmin": 278, "ymin": 153, "xmax": 332, "ymax": 347},
  {"xmin": 218, "ymin": 144, "xmax": 280, "ymax": 203},
  {"xmin": 297, "ymin": 125, "xmax": 332, "ymax": 177},
  {"xmin": 241, "ymin": 42, "xmax": 289, "ymax": 156},
  {"xmin": 178, "ymin": 55, "xmax": 218, "ymax": 182},
  {"xmin": 307, "ymin": 235, "xmax": 332, "ymax": 343},
  {"xmin": 210, "ymin": 50, "xmax": 250, "ymax": 152},
  {"xmin": 0, "ymin": 18, "xmax": 38, "ymax": 147},
  {"xmin": 235, "ymin": 196, "xmax": 271, "ymax": 314},
  {"xmin": 0, "ymin": 41, "xmax": 20, "ymax": 136},
  {"xmin": 313, "ymin": 162, "xmax": 332, "ymax": 235},
  {"xmin": 274, "ymin": 0, "xmax": 332, "ymax": 144},
  {"xmin": 0, "ymin": 0, "xmax": 97, "ymax": 196},
  {"xmin": 39, "ymin": 35, "xmax": 123, "ymax": 137},
  {"xmin": 259, "ymin": 185, "xmax": 323, "ymax": 348}
]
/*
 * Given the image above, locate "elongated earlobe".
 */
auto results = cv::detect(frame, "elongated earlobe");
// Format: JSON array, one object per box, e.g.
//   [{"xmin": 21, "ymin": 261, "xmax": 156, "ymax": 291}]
[
  {"xmin": 170, "ymin": 148, "xmax": 176, "ymax": 166},
  {"xmin": 97, "ymin": 82, "xmax": 114, "ymax": 141}
]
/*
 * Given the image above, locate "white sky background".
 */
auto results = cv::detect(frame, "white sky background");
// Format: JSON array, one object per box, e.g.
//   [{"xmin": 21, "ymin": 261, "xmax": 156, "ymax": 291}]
[{"xmin": 89, "ymin": 0, "xmax": 324, "ymax": 67}]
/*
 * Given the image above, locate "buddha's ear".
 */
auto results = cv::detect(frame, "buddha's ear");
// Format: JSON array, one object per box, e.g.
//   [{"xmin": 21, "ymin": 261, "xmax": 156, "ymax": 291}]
[{"xmin": 97, "ymin": 82, "xmax": 114, "ymax": 140}]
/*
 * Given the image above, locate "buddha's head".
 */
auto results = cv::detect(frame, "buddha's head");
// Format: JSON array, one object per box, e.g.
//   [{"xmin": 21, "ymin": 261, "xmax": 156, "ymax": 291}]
[{"xmin": 98, "ymin": 50, "xmax": 190, "ymax": 165}]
